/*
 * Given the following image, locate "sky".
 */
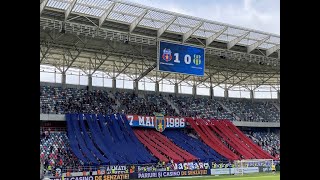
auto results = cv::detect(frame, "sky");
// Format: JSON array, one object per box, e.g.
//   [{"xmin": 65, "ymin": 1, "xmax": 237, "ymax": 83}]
[{"xmin": 124, "ymin": 0, "xmax": 280, "ymax": 35}]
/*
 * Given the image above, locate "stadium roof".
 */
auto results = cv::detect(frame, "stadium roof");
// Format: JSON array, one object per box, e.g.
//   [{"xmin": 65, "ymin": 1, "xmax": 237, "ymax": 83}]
[
  {"xmin": 40, "ymin": 0, "xmax": 280, "ymax": 88},
  {"xmin": 41, "ymin": 0, "xmax": 279, "ymax": 52}
]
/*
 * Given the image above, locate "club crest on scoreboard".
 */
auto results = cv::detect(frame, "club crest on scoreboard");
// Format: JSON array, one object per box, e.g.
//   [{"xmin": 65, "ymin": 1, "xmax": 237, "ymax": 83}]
[
  {"xmin": 162, "ymin": 48, "xmax": 172, "ymax": 62},
  {"xmin": 193, "ymin": 54, "xmax": 202, "ymax": 65}
]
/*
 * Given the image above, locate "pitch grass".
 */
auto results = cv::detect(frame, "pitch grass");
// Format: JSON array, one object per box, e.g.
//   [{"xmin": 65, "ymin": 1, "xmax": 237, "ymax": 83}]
[{"xmin": 144, "ymin": 173, "xmax": 280, "ymax": 180}]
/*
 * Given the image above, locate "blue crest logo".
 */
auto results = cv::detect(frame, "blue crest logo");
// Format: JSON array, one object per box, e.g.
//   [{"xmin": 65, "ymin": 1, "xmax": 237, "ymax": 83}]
[{"xmin": 162, "ymin": 48, "xmax": 172, "ymax": 62}]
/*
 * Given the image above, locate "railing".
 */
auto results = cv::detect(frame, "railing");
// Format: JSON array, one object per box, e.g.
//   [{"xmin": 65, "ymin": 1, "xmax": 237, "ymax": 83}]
[{"xmin": 40, "ymin": 127, "xmax": 66, "ymax": 132}]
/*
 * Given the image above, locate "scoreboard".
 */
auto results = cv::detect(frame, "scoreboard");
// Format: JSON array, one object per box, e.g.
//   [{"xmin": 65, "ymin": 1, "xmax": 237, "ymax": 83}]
[{"xmin": 157, "ymin": 41, "xmax": 205, "ymax": 76}]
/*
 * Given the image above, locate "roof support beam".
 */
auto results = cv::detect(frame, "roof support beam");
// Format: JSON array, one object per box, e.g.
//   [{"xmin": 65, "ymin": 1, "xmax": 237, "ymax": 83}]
[
  {"xmin": 157, "ymin": 16, "xmax": 177, "ymax": 38},
  {"xmin": 157, "ymin": 73, "xmax": 170, "ymax": 82},
  {"xmin": 196, "ymin": 70, "xmax": 223, "ymax": 85},
  {"xmin": 182, "ymin": 21, "xmax": 204, "ymax": 43},
  {"xmin": 177, "ymin": 75, "xmax": 191, "ymax": 84},
  {"xmin": 40, "ymin": 0, "xmax": 49, "ymax": 16},
  {"xmin": 40, "ymin": 44, "xmax": 51, "ymax": 64},
  {"xmin": 266, "ymin": 44, "xmax": 280, "ymax": 56},
  {"xmin": 227, "ymin": 73, "xmax": 253, "ymax": 88},
  {"xmin": 206, "ymin": 27, "xmax": 227, "ymax": 47},
  {"xmin": 65, "ymin": 0, "xmax": 78, "ymax": 21},
  {"xmin": 212, "ymin": 64, "xmax": 253, "ymax": 88},
  {"xmin": 99, "ymin": 2, "xmax": 116, "ymax": 27},
  {"xmin": 135, "ymin": 62, "xmax": 157, "ymax": 81},
  {"xmin": 227, "ymin": 31, "xmax": 249, "ymax": 50},
  {"xmin": 247, "ymin": 36, "xmax": 270, "ymax": 53},
  {"xmin": 253, "ymin": 72, "xmax": 279, "ymax": 89},
  {"xmin": 115, "ymin": 59, "xmax": 135, "ymax": 77},
  {"xmin": 91, "ymin": 54, "xmax": 110, "ymax": 74},
  {"xmin": 129, "ymin": 10, "xmax": 148, "ymax": 33}
]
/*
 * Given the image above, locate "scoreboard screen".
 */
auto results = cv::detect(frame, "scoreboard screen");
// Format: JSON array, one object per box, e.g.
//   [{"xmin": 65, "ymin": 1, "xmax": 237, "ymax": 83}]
[{"xmin": 157, "ymin": 41, "xmax": 205, "ymax": 76}]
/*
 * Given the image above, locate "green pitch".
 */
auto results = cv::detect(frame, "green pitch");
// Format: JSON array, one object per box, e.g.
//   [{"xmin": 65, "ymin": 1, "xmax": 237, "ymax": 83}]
[{"xmin": 150, "ymin": 173, "xmax": 280, "ymax": 180}]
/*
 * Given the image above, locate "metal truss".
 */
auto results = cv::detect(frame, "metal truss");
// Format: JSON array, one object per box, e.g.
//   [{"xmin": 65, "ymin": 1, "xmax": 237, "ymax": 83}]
[
  {"xmin": 40, "ymin": 22, "xmax": 279, "ymax": 88},
  {"xmin": 41, "ymin": 0, "xmax": 279, "ymax": 53},
  {"xmin": 40, "ymin": 17, "xmax": 279, "ymax": 67}
]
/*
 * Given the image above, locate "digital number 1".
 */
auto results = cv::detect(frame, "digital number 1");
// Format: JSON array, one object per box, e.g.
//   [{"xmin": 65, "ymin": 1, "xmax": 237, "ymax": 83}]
[{"xmin": 174, "ymin": 53, "xmax": 180, "ymax": 63}]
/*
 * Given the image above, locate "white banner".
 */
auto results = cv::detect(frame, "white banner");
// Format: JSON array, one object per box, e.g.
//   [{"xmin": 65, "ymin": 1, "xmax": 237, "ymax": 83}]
[
  {"xmin": 211, "ymin": 167, "xmax": 259, "ymax": 175},
  {"xmin": 234, "ymin": 167, "xmax": 259, "ymax": 174}
]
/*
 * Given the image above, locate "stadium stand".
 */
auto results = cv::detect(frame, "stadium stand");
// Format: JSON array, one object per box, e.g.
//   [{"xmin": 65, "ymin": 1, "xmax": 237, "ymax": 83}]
[
  {"xmin": 115, "ymin": 91, "xmax": 177, "ymax": 116},
  {"xmin": 186, "ymin": 118, "xmax": 276, "ymax": 160},
  {"xmin": 40, "ymin": 85, "xmax": 279, "ymax": 123},
  {"xmin": 168, "ymin": 95, "xmax": 236, "ymax": 120},
  {"xmin": 163, "ymin": 129, "xmax": 227, "ymax": 162},
  {"xmin": 40, "ymin": 86, "xmax": 117, "ymax": 114},
  {"xmin": 220, "ymin": 99, "xmax": 280, "ymax": 122},
  {"xmin": 40, "ymin": 130, "xmax": 83, "ymax": 173},
  {"xmin": 145, "ymin": 94, "xmax": 178, "ymax": 116},
  {"xmin": 40, "ymin": 125, "xmax": 280, "ymax": 174},
  {"xmin": 65, "ymin": 113, "xmax": 157, "ymax": 165},
  {"xmin": 134, "ymin": 129, "xmax": 198, "ymax": 163},
  {"xmin": 244, "ymin": 130, "xmax": 280, "ymax": 159}
]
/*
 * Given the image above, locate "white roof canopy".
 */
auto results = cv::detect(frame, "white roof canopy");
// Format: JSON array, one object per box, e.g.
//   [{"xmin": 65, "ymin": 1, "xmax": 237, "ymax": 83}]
[{"xmin": 42, "ymin": 0, "xmax": 280, "ymax": 52}]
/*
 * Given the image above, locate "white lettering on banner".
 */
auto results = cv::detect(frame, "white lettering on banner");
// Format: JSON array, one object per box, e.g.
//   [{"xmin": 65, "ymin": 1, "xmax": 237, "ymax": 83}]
[
  {"xmin": 145, "ymin": 117, "xmax": 151, "ymax": 126},
  {"xmin": 129, "ymin": 115, "xmax": 185, "ymax": 128},
  {"xmin": 138, "ymin": 172, "xmax": 157, "ymax": 178},
  {"xmin": 173, "ymin": 163, "xmax": 178, "ymax": 170},
  {"xmin": 150, "ymin": 117, "xmax": 154, "ymax": 126},
  {"xmin": 106, "ymin": 165, "xmax": 127, "ymax": 171},
  {"xmin": 127, "ymin": 115, "xmax": 133, "ymax": 126},
  {"xmin": 163, "ymin": 171, "xmax": 180, "ymax": 177},
  {"xmin": 180, "ymin": 119, "xmax": 185, "ymax": 127},
  {"xmin": 194, "ymin": 162, "xmax": 199, "ymax": 169},
  {"xmin": 63, "ymin": 176, "xmax": 94, "ymax": 180},
  {"xmin": 198, "ymin": 163, "xmax": 204, "ymax": 169},
  {"xmin": 175, "ymin": 118, "xmax": 179, "ymax": 127},
  {"xmin": 169, "ymin": 118, "xmax": 174, "ymax": 127},
  {"xmin": 138, "ymin": 116, "xmax": 145, "ymax": 126}
]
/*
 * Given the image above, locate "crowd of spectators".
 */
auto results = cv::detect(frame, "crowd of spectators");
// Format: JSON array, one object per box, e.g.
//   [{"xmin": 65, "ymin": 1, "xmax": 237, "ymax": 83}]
[
  {"xmin": 145, "ymin": 94, "xmax": 177, "ymax": 116},
  {"xmin": 40, "ymin": 86, "xmax": 117, "ymax": 114},
  {"xmin": 40, "ymin": 130, "xmax": 83, "ymax": 175},
  {"xmin": 40, "ymin": 86, "xmax": 279, "ymax": 122},
  {"xmin": 245, "ymin": 131, "xmax": 280, "ymax": 158},
  {"xmin": 221, "ymin": 99, "xmax": 280, "ymax": 122},
  {"xmin": 115, "ymin": 91, "xmax": 163, "ymax": 116},
  {"xmin": 169, "ymin": 95, "xmax": 236, "ymax": 120}
]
